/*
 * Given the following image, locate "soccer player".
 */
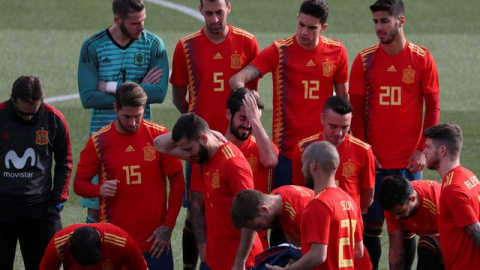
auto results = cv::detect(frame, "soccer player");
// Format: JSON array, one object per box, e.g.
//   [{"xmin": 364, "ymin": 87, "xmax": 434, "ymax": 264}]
[
  {"xmin": 379, "ymin": 176, "xmax": 443, "ymax": 270},
  {"xmin": 77, "ymin": 0, "xmax": 168, "ymax": 224},
  {"xmin": 230, "ymin": 0, "xmax": 349, "ymax": 191},
  {"xmin": 73, "ymin": 83, "xmax": 184, "ymax": 270},
  {"xmin": 169, "ymin": 0, "xmax": 259, "ymax": 267},
  {"xmin": 349, "ymin": 1, "xmax": 441, "ymax": 268},
  {"xmin": 225, "ymin": 88, "xmax": 278, "ymax": 248},
  {"xmin": 40, "ymin": 223, "xmax": 147, "ymax": 270},
  {"xmin": 423, "ymin": 123, "xmax": 480, "ymax": 269},
  {"xmin": 0, "ymin": 75, "xmax": 72, "ymax": 270},
  {"xmin": 153, "ymin": 113, "xmax": 263, "ymax": 270},
  {"xmin": 266, "ymin": 142, "xmax": 363, "ymax": 269}
]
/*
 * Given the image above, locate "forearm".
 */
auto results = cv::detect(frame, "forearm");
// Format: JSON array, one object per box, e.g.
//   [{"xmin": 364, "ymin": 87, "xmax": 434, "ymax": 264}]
[
  {"xmin": 191, "ymin": 191, "xmax": 207, "ymax": 248},
  {"xmin": 234, "ymin": 228, "xmax": 257, "ymax": 267},
  {"xmin": 52, "ymin": 123, "xmax": 73, "ymax": 203},
  {"xmin": 172, "ymin": 85, "xmax": 189, "ymax": 113},
  {"xmin": 153, "ymin": 133, "xmax": 188, "ymax": 160},
  {"xmin": 350, "ymin": 94, "xmax": 366, "ymax": 141},
  {"xmin": 334, "ymin": 82, "xmax": 348, "ymax": 98},
  {"xmin": 163, "ymin": 171, "xmax": 186, "ymax": 228},
  {"xmin": 229, "ymin": 65, "xmax": 260, "ymax": 89},
  {"xmin": 73, "ymin": 176, "xmax": 101, "ymax": 198},
  {"xmin": 360, "ymin": 188, "xmax": 374, "ymax": 213},
  {"xmin": 250, "ymin": 119, "xmax": 277, "ymax": 168},
  {"xmin": 465, "ymin": 222, "xmax": 480, "ymax": 248},
  {"xmin": 417, "ymin": 92, "xmax": 440, "ymax": 151}
]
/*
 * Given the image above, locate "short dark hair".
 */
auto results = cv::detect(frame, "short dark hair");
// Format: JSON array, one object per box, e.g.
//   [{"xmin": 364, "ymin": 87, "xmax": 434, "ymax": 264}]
[
  {"xmin": 113, "ymin": 0, "xmax": 144, "ymax": 19},
  {"xmin": 172, "ymin": 113, "xmax": 210, "ymax": 142},
  {"xmin": 226, "ymin": 88, "xmax": 264, "ymax": 116},
  {"xmin": 323, "ymin": 95, "xmax": 352, "ymax": 115},
  {"xmin": 231, "ymin": 189, "xmax": 267, "ymax": 228},
  {"xmin": 200, "ymin": 0, "xmax": 230, "ymax": 7},
  {"xmin": 378, "ymin": 175, "xmax": 413, "ymax": 211},
  {"xmin": 423, "ymin": 123, "xmax": 463, "ymax": 158},
  {"xmin": 11, "ymin": 75, "xmax": 44, "ymax": 103},
  {"xmin": 299, "ymin": 0, "xmax": 329, "ymax": 25},
  {"xmin": 70, "ymin": 226, "xmax": 102, "ymax": 266},
  {"xmin": 369, "ymin": 0, "xmax": 405, "ymax": 17},
  {"xmin": 115, "ymin": 82, "xmax": 147, "ymax": 109}
]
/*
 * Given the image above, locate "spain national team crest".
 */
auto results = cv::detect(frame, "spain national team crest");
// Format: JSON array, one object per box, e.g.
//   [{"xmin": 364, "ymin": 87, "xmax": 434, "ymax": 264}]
[
  {"xmin": 322, "ymin": 62, "xmax": 333, "ymax": 77},
  {"xmin": 36, "ymin": 129, "xmax": 48, "ymax": 145},
  {"xmin": 402, "ymin": 67, "xmax": 415, "ymax": 84},
  {"xmin": 143, "ymin": 146, "xmax": 156, "ymax": 161},
  {"xmin": 231, "ymin": 54, "xmax": 242, "ymax": 70},
  {"xmin": 211, "ymin": 173, "xmax": 220, "ymax": 189},
  {"xmin": 247, "ymin": 157, "xmax": 259, "ymax": 173},
  {"xmin": 133, "ymin": 52, "xmax": 146, "ymax": 66},
  {"xmin": 342, "ymin": 162, "xmax": 355, "ymax": 178}
]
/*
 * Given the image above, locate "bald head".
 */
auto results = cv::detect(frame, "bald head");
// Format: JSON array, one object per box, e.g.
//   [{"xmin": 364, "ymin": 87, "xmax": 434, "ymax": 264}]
[{"xmin": 303, "ymin": 141, "xmax": 339, "ymax": 175}]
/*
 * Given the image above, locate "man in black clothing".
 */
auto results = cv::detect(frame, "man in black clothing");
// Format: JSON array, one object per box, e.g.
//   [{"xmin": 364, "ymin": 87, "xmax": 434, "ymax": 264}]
[{"xmin": 0, "ymin": 75, "xmax": 73, "ymax": 270}]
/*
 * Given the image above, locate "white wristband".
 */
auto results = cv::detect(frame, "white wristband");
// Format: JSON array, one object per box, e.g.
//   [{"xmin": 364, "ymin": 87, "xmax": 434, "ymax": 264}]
[{"xmin": 106, "ymin": 81, "xmax": 117, "ymax": 94}]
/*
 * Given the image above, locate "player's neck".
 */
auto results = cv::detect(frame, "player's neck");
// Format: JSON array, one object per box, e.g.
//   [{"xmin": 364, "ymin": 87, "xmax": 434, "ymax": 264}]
[
  {"xmin": 438, "ymin": 158, "xmax": 461, "ymax": 179},
  {"xmin": 109, "ymin": 25, "xmax": 133, "ymax": 47},
  {"xmin": 224, "ymin": 131, "xmax": 243, "ymax": 147},
  {"xmin": 381, "ymin": 34, "xmax": 406, "ymax": 56},
  {"xmin": 205, "ymin": 25, "xmax": 230, "ymax": 44},
  {"xmin": 313, "ymin": 175, "xmax": 336, "ymax": 194},
  {"xmin": 272, "ymin": 194, "xmax": 284, "ymax": 216}
]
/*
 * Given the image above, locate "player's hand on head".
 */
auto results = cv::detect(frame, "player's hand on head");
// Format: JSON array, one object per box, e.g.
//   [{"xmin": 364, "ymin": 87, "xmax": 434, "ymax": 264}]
[
  {"xmin": 243, "ymin": 92, "xmax": 261, "ymax": 122},
  {"xmin": 147, "ymin": 225, "xmax": 172, "ymax": 258},
  {"xmin": 99, "ymin": 179, "xmax": 120, "ymax": 198},
  {"xmin": 141, "ymin": 66, "xmax": 163, "ymax": 85},
  {"xmin": 211, "ymin": 130, "xmax": 227, "ymax": 143},
  {"xmin": 408, "ymin": 150, "xmax": 426, "ymax": 173}
]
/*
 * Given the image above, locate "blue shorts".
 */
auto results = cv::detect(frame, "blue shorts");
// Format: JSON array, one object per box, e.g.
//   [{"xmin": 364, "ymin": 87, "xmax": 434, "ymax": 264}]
[
  {"xmin": 143, "ymin": 249, "xmax": 173, "ymax": 270},
  {"xmin": 80, "ymin": 175, "xmax": 99, "ymax": 210},
  {"xmin": 182, "ymin": 161, "xmax": 193, "ymax": 209},
  {"xmin": 273, "ymin": 154, "xmax": 292, "ymax": 189},
  {"xmin": 363, "ymin": 168, "xmax": 421, "ymax": 222}
]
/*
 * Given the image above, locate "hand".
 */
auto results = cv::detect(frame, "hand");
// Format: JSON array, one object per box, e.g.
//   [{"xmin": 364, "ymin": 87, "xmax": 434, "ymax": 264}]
[
  {"xmin": 141, "ymin": 66, "xmax": 163, "ymax": 84},
  {"xmin": 373, "ymin": 155, "xmax": 382, "ymax": 170},
  {"xmin": 265, "ymin": 263, "xmax": 286, "ymax": 270},
  {"xmin": 243, "ymin": 92, "xmax": 262, "ymax": 124},
  {"xmin": 99, "ymin": 180, "xmax": 120, "ymax": 198},
  {"xmin": 407, "ymin": 150, "xmax": 426, "ymax": 173},
  {"xmin": 231, "ymin": 264, "xmax": 245, "ymax": 270},
  {"xmin": 211, "ymin": 130, "xmax": 227, "ymax": 143},
  {"xmin": 147, "ymin": 225, "xmax": 172, "ymax": 258},
  {"xmin": 98, "ymin": 80, "xmax": 107, "ymax": 93}
]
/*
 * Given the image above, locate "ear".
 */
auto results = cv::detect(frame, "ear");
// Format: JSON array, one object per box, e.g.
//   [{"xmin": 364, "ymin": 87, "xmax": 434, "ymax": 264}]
[
  {"xmin": 439, "ymin": 145, "xmax": 448, "ymax": 157},
  {"xmin": 320, "ymin": 113, "xmax": 325, "ymax": 125},
  {"xmin": 320, "ymin": 23, "xmax": 328, "ymax": 33},
  {"xmin": 227, "ymin": 1, "xmax": 232, "ymax": 14},
  {"xmin": 113, "ymin": 14, "xmax": 121, "ymax": 25},
  {"xmin": 226, "ymin": 109, "xmax": 232, "ymax": 122},
  {"xmin": 259, "ymin": 205, "xmax": 269, "ymax": 214},
  {"xmin": 200, "ymin": 133, "xmax": 208, "ymax": 145},
  {"xmin": 398, "ymin": 15, "xmax": 406, "ymax": 28},
  {"xmin": 199, "ymin": 5, "xmax": 204, "ymax": 16},
  {"xmin": 114, "ymin": 103, "xmax": 118, "ymax": 114}
]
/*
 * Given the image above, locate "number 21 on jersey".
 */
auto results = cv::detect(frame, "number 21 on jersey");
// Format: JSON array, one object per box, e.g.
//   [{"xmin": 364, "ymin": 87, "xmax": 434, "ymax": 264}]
[{"xmin": 339, "ymin": 218, "xmax": 357, "ymax": 268}]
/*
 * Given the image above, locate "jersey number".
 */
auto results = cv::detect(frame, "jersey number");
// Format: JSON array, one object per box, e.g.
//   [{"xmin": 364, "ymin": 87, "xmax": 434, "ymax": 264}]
[
  {"xmin": 214, "ymin": 72, "xmax": 225, "ymax": 92},
  {"xmin": 302, "ymin": 80, "xmax": 320, "ymax": 99},
  {"xmin": 122, "ymin": 165, "xmax": 142, "ymax": 185},
  {"xmin": 339, "ymin": 219, "xmax": 357, "ymax": 268},
  {"xmin": 379, "ymin": 86, "xmax": 401, "ymax": 105}
]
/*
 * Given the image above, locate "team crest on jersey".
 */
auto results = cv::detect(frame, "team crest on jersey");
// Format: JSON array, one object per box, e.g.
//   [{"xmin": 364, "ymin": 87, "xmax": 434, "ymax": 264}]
[
  {"xmin": 211, "ymin": 172, "xmax": 220, "ymax": 188},
  {"xmin": 322, "ymin": 62, "xmax": 333, "ymax": 77},
  {"xmin": 102, "ymin": 262, "xmax": 113, "ymax": 270},
  {"xmin": 133, "ymin": 52, "xmax": 146, "ymax": 66},
  {"xmin": 143, "ymin": 146, "xmax": 156, "ymax": 161},
  {"xmin": 342, "ymin": 162, "xmax": 355, "ymax": 178},
  {"xmin": 247, "ymin": 157, "xmax": 259, "ymax": 173},
  {"xmin": 36, "ymin": 129, "xmax": 48, "ymax": 145},
  {"xmin": 402, "ymin": 67, "xmax": 415, "ymax": 84},
  {"xmin": 231, "ymin": 54, "xmax": 242, "ymax": 70}
]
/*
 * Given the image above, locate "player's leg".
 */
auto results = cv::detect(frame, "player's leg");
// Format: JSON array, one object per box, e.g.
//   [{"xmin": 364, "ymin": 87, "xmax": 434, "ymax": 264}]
[
  {"xmin": 0, "ymin": 213, "xmax": 19, "ymax": 270},
  {"xmin": 182, "ymin": 162, "xmax": 198, "ymax": 270},
  {"xmin": 143, "ymin": 247, "xmax": 174, "ymax": 270},
  {"xmin": 81, "ymin": 175, "xmax": 100, "ymax": 223},
  {"xmin": 401, "ymin": 169, "xmax": 422, "ymax": 269},
  {"xmin": 416, "ymin": 236, "xmax": 444, "ymax": 270},
  {"xmin": 19, "ymin": 201, "xmax": 61, "ymax": 270},
  {"xmin": 270, "ymin": 155, "xmax": 292, "ymax": 246}
]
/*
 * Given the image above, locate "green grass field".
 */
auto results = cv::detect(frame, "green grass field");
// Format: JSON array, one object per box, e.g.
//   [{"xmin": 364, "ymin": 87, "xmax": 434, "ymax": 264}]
[{"xmin": 1, "ymin": 0, "xmax": 479, "ymax": 269}]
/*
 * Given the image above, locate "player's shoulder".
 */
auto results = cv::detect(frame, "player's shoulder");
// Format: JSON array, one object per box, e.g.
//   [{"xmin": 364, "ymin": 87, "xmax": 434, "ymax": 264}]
[
  {"xmin": 143, "ymin": 29, "xmax": 162, "ymax": 41},
  {"xmin": 92, "ymin": 124, "xmax": 113, "ymax": 138},
  {"xmin": 345, "ymin": 134, "xmax": 371, "ymax": 151},
  {"xmin": 320, "ymin": 36, "xmax": 344, "ymax": 48},
  {"xmin": 142, "ymin": 119, "xmax": 168, "ymax": 133},
  {"xmin": 82, "ymin": 29, "xmax": 109, "ymax": 48},
  {"xmin": 297, "ymin": 133, "xmax": 321, "ymax": 152},
  {"xmin": 231, "ymin": 26, "xmax": 256, "ymax": 40},
  {"xmin": 406, "ymin": 41, "xmax": 431, "ymax": 57},
  {"xmin": 44, "ymin": 103, "xmax": 68, "ymax": 124},
  {"xmin": 358, "ymin": 43, "xmax": 381, "ymax": 57},
  {"xmin": 273, "ymin": 35, "xmax": 295, "ymax": 48},
  {"xmin": 180, "ymin": 29, "xmax": 203, "ymax": 43}
]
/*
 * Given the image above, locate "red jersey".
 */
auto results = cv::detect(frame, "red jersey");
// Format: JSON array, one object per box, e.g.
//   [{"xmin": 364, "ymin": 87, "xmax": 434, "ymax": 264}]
[
  {"xmin": 271, "ymin": 185, "xmax": 314, "ymax": 244},
  {"xmin": 291, "ymin": 133, "xmax": 375, "ymax": 207},
  {"xmin": 239, "ymin": 135, "xmax": 279, "ymax": 194},
  {"xmin": 40, "ymin": 223, "xmax": 147, "ymax": 270},
  {"xmin": 73, "ymin": 120, "xmax": 184, "ymax": 252},
  {"xmin": 250, "ymin": 35, "xmax": 348, "ymax": 159},
  {"xmin": 385, "ymin": 180, "xmax": 441, "ymax": 235},
  {"xmin": 438, "ymin": 166, "xmax": 480, "ymax": 269},
  {"xmin": 170, "ymin": 25, "xmax": 259, "ymax": 132},
  {"xmin": 190, "ymin": 142, "xmax": 263, "ymax": 269},
  {"xmin": 301, "ymin": 187, "xmax": 362, "ymax": 270},
  {"xmin": 350, "ymin": 42, "xmax": 440, "ymax": 168}
]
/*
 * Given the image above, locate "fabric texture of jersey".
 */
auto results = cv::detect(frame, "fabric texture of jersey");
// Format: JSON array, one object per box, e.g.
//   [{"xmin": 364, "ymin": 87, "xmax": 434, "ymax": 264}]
[
  {"xmin": 0, "ymin": 99, "xmax": 72, "ymax": 210},
  {"xmin": 170, "ymin": 25, "xmax": 259, "ymax": 132},
  {"xmin": 271, "ymin": 185, "xmax": 314, "ymax": 244},
  {"xmin": 40, "ymin": 223, "xmax": 147, "ymax": 270},
  {"xmin": 250, "ymin": 34, "xmax": 348, "ymax": 159},
  {"xmin": 73, "ymin": 120, "xmax": 184, "ymax": 253},
  {"xmin": 385, "ymin": 180, "xmax": 441, "ymax": 235},
  {"xmin": 302, "ymin": 187, "xmax": 362, "ymax": 270},
  {"xmin": 438, "ymin": 166, "xmax": 480, "ymax": 269},
  {"xmin": 190, "ymin": 142, "xmax": 263, "ymax": 269},
  {"xmin": 253, "ymin": 244, "xmax": 301, "ymax": 270},
  {"xmin": 291, "ymin": 133, "xmax": 375, "ymax": 207},
  {"xmin": 78, "ymin": 28, "xmax": 168, "ymax": 134},
  {"xmin": 349, "ymin": 42, "xmax": 440, "ymax": 168}
]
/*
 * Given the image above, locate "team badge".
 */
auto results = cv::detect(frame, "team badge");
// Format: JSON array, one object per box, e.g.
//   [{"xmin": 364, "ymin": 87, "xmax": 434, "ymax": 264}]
[
  {"xmin": 36, "ymin": 129, "xmax": 48, "ymax": 145},
  {"xmin": 143, "ymin": 146, "xmax": 156, "ymax": 161},
  {"xmin": 247, "ymin": 157, "xmax": 258, "ymax": 173},
  {"xmin": 211, "ymin": 173, "xmax": 220, "ymax": 189},
  {"xmin": 322, "ymin": 62, "xmax": 333, "ymax": 77},
  {"xmin": 342, "ymin": 162, "xmax": 355, "ymax": 178},
  {"xmin": 402, "ymin": 67, "xmax": 415, "ymax": 84},
  {"xmin": 133, "ymin": 52, "xmax": 146, "ymax": 66},
  {"xmin": 231, "ymin": 54, "xmax": 242, "ymax": 70}
]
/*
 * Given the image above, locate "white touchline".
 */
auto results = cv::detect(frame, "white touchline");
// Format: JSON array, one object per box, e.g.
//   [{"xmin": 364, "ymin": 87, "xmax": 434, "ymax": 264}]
[{"xmin": 46, "ymin": 0, "xmax": 198, "ymax": 104}]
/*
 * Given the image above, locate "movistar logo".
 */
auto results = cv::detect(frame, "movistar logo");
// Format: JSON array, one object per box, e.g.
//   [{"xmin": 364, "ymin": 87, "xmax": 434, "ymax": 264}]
[{"xmin": 5, "ymin": 148, "xmax": 36, "ymax": 169}]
